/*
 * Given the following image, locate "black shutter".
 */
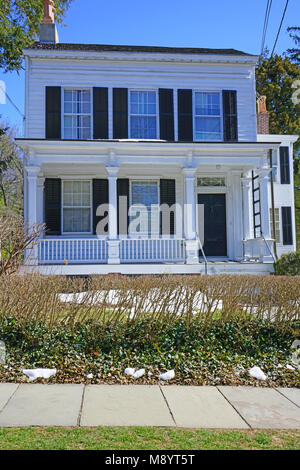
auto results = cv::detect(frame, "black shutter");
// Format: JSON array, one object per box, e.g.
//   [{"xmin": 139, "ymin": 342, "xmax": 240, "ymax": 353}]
[
  {"xmin": 113, "ymin": 88, "xmax": 128, "ymax": 139},
  {"xmin": 93, "ymin": 88, "xmax": 108, "ymax": 139},
  {"xmin": 159, "ymin": 89, "xmax": 174, "ymax": 141},
  {"xmin": 280, "ymin": 147, "xmax": 290, "ymax": 184},
  {"xmin": 160, "ymin": 179, "xmax": 176, "ymax": 235},
  {"xmin": 93, "ymin": 179, "xmax": 109, "ymax": 235},
  {"xmin": 281, "ymin": 207, "xmax": 293, "ymax": 245},
  {"xmin": 178, "ymin": 89, "xmax": 193, "ymax": 141},
  {"xmin": 222, "ymin": 90, "xmax": 238, "ymax": 142},
  {"xmin": 45, "ymin": 87, "xmax": 61, "ymax": 139},
  {"xmin": 117, "ymin": 179, "xmax": 129, "ymax": 235},
  {"xmin": 44, "ymin": 178, "xmax": 61, "ymax": 235}
]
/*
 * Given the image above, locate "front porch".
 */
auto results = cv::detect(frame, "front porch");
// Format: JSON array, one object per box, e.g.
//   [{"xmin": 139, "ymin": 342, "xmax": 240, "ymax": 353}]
[{"xmin": 20, "ymin": 139, "xmax": 280, "ymax": 275}]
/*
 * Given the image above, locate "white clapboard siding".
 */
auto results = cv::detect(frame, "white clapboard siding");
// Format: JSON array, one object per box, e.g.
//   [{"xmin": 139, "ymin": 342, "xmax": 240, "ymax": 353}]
[{"xmin": 25, "ymin": 54, "xmax": 257, "ymax": 141}]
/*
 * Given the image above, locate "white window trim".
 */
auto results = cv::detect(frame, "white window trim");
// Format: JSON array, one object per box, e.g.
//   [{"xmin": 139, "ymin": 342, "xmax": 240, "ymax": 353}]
[
  {"xmin": 61, "ymin": 179, "xmax": 93, "ymax": 235},
  {"xmin": 128, "ymin": 89, "xmax": 159, "ymax": 140},
  {"xmin": 62, "ymin": 88, "xmax": 93, "ymax": 140},
  {"xmin": 193, "ymin": 90, "xmax": 223, "ymax": 142},
  {"xmin": 129, "ymin": 179, "xmax": 160, "ymax": 237}
]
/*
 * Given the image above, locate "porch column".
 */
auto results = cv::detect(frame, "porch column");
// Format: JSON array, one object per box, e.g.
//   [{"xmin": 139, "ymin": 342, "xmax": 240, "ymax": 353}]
[
  {"xmin": 183, "ymin": 167, "xmax": 199, "ymax": 264},
  {"xmin": 232, "ymin": 171, "xmax": 243, "ymax": 260},
  {"xmin": 25, "ymin": 166, "xmax": 40, "ymax": 265},
  {"xmin": 106, "ymin": 166, "xmax": 120, "ymax": 264},
  {"xmin": 242, "ymin": 177, "xmax": 252, "ymax": 240}
]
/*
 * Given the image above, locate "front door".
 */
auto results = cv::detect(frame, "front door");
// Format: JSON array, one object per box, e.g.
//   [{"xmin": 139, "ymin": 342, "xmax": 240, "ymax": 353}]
[{"xmin": 197, "ymin": 193, "xmax": 227, "ymax": 257}]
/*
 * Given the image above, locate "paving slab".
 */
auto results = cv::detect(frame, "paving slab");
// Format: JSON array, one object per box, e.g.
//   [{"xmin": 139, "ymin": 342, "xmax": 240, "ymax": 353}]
[
  {"xmin": 0, "ymin": 384, "xmax": 84, "ymax": 427},
  {"xmin": 0, "ymin": 384, "xmax": 19, "ymax": 411},
  {"xmin": 277, "ymin": 388, "xmax": 300, "ymax": 408},
  {"xmin": 80, "ymin": 385, "xmax": 174, "ymax": 427},
  {"xmin": 219, "ymin": 386, "xmax": 300, "ymax": 429},
  {"xmin": 161, "ymin": 386, "xmax": 248, "ymax": 429}
]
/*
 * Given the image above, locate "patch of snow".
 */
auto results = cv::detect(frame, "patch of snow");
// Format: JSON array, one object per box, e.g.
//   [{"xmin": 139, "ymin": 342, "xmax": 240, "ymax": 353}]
[
  {"xmin": 22, "ymin": 369, "xmax": 57, "ymax": 381},
  {"xmin": 132, "ymin": 369, "xmax": 145, "ymax": 379},
  {"xmin": 124, "ymin": 367, "xmax": 135, "ymax": 376},
  {"xmin": 159, "ymin": 369, "xmax": 175, "ymax": 381},
  {"xmin": 249, "ymin": 366, "xmax": 267, "ymax": 381}
]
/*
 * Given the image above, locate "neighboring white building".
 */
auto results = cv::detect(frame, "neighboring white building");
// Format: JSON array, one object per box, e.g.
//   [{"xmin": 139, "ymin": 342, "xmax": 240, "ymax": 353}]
[{"xmin": 17, "ymin": 8, "xmax": 298, "ymax": 275}]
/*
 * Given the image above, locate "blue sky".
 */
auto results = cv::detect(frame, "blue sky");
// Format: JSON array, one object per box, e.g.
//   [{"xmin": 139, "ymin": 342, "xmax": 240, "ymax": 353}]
[{"xmin": 0, "ymin": 0, "xmax": 299, "ymax": 136}]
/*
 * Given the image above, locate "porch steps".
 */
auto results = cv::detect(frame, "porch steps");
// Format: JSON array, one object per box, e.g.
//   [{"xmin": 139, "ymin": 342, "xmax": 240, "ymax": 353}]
[{"xmin": 22, "ymin": 261, "xmax": 274, "ymax": 276}]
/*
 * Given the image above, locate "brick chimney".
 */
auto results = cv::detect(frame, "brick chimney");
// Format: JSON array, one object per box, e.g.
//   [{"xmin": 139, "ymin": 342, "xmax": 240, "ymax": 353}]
[
  {"xmin": 257, "ymin": 95, "xmax": 269, "ymax": 134},
  {"xmin": 39, "ymin": 0, "xmax": 59, "ymax": 43}
]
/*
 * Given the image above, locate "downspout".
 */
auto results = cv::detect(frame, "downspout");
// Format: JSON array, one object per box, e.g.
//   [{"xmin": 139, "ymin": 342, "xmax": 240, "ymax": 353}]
[{"xmin": 269, "ymin": 148, "xmax": 278, "ymax": 261}]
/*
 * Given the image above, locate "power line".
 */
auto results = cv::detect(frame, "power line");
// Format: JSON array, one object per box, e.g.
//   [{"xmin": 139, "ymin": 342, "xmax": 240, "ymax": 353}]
[
  {"xmin": 260, "ymin": 0, "xmax": 273, "ymax": 58},
  {"xmin": 270, "ymin": 0, "xmax": 290, "ymax": 57},
  {"xmin": 0, "ymin": 83, "xmax": 25, "ymax": 121}
]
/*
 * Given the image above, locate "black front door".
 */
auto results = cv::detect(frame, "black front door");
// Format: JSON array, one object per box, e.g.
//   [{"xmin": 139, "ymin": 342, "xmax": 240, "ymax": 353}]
[{"xmin": 197, "ymin": 193, "xmax": 227, "ymax": 257}]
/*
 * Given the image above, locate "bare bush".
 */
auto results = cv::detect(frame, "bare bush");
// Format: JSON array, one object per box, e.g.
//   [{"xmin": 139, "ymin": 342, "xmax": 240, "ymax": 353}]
[
  {"xmin": 0, "ymin": 274, "xmax": 299, "ymax": 330},
  {"xmin": 0, "ymin": 211, "xmax": 43, "ymax": 276}
]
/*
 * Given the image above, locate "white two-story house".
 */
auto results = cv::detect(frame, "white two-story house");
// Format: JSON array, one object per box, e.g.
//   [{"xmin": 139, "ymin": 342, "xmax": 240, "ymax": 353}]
[{"xmin": 18, "ymin": 5, "xmax": 298, "ymax": 275}]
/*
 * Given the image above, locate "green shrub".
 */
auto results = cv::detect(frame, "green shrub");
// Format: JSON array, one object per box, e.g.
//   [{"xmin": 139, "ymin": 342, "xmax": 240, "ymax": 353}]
[{"xmin": 274, "ymin": 251, "xmax": 300, "ymax": 276}]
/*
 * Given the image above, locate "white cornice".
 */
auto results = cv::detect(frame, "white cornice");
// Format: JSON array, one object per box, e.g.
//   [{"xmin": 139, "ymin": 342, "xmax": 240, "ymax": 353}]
[{"xmin": 16, "ymin": 139, "xmax": 281, "ymax": 154}]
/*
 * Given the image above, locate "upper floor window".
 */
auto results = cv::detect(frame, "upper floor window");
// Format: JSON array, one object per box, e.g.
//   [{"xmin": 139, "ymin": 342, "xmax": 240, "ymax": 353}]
[
  {"xmin": 194, "ymin": 92, "xmax": 222, "ymax": 141},
  {"xmin": 129, "ymin": 91, "xmax": 157, "ymax": 139},
  {"xmin": 63, "ymin": 89, "xmax": 92, "ymax": 139}
]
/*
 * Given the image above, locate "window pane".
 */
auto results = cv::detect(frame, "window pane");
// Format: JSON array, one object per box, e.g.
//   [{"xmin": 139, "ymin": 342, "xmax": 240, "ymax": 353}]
[
  {"xmin": 63, "ymin": 208, "xmax": 90, "ymax": 233},
  {"xmin": 195, "ymin": 92, "xmax": 220, "ymax": 116},
  {"xmin": 197, "ymin": 177, "xmax": 226, "ymax": 187},
  {"xmin": 131, "ymin": 181, "xmax": 158, "ymax": 206},
  {"xmin": 130, "ymin": 116, "xmax": 156, "ymax": 139},
  {"xmin": 195, "ymin": 116, "xmax": 221, "ymax": 140}
]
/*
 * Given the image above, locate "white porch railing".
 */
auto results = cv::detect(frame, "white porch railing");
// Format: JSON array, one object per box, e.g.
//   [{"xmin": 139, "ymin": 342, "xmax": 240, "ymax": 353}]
[
  {"xmin": 120, "ymin": 238, "xmax": 185, "ymax": 263},
  {"xmin": 38, "ymin": 239, "xmax": 108, "ymax": 264},
  {"xmin": 38, "ymin": 238, "xmax": 185, "ymax": 264}
]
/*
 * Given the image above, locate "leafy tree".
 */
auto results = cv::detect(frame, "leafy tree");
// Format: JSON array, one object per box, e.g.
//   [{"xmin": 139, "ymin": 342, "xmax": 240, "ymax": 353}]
[
  {"xmin": 286, "ymin": 26, "xmax": 300, "ymax": 65},
  {"xmin": 0, "ymin": 0, "xmax": 74, "ymax": 72},
  {"xmin": 256, "ymin": 55, "xmax": 300, "ymax": 172}
]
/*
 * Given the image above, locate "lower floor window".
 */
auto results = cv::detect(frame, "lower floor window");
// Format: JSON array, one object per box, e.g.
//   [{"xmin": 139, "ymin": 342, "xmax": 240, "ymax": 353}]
[
  {"xmin": 269, "ymin": 208, "xmax": 281, "ymax": 243},
  {"xmin": 129, "ymin": 180, "xmax": 159, "ymax": 235},
  {"xmin": 63, "ymin": 180, "xmax": 92, "ymax": 233}
]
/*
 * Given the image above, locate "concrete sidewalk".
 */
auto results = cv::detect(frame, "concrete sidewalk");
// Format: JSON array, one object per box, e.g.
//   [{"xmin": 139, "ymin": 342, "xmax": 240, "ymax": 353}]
[{"xmin": 0, "ymin": 383, "xmax": 300, "ymax": 429}]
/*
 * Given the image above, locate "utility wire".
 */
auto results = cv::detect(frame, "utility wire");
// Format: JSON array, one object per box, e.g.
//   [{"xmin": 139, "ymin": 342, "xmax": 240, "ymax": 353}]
[
  {"xmin": 0, "ymin": 83, "xmax": 25, "ymax": 121},
  {"xmin": 260, "ymin": 0, "xmax": 273, "ymax": 58},
  {"xmin": 270, "ymin": 0, "xmax": 289, "ymax": 57}
]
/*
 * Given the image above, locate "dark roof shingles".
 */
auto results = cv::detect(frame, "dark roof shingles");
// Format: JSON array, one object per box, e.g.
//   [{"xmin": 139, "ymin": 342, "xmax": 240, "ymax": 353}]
[{"xmin": 26, "ymin": 42, "xmax": 255, "ymax": 56}]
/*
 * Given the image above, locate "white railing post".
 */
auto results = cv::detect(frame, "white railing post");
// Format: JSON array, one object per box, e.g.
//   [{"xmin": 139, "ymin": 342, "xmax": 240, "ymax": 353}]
[{"xmin": 106, "ymin": 166, "xmax": 120, "ymax": 264}]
